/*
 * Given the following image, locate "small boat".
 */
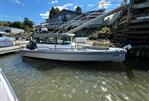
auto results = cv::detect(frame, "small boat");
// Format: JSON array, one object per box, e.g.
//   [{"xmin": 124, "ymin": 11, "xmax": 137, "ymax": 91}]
[
  {"xmin": 20, "ymin": 33, "xmax": 131, "ymax": 62},
  {"xmin": 0, "ymin": 33, "xmax": 15, "ymax": 47},
  {"xmin": 0, "ymin": 68, "xmax": 18, "ymax": 101}
]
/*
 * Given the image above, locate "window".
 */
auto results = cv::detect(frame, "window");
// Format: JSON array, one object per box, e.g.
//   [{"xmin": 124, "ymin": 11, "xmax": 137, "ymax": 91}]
[
  {"xmin": 59, "ymin": 16, "xmax": 62, "ymax": 20},
  {"xmin": 62, "ymin": 14, "xmax": 67, "ymax": 22}
]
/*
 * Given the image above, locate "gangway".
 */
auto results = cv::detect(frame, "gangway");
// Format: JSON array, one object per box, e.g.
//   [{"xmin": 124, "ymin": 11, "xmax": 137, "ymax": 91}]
[{"xmin": 68, "ymin": 4, "xmax": 128, "ymax": 33}]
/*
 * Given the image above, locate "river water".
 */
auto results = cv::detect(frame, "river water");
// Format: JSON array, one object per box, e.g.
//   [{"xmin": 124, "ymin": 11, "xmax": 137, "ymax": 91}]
[{"xmin": 0, "ymin": 54, "xmax": 149, "ymax": 101}]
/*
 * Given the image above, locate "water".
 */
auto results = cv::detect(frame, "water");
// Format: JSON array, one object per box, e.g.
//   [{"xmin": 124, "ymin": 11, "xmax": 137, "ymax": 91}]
[{"xmin": 0, "ymin": 54, "xmax": 149, "ymax": 101}]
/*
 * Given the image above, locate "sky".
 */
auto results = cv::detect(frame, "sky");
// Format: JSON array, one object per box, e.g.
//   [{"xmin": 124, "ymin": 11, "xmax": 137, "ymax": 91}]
[{"xmin": 0, "ymin": 0, "xmax": 123, "ymax": 24}]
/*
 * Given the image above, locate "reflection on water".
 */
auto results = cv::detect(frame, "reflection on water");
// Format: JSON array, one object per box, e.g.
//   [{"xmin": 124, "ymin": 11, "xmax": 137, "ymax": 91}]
[{"xmin": 0, "ymin": 54, "xmax": 149, "ymax": 101}]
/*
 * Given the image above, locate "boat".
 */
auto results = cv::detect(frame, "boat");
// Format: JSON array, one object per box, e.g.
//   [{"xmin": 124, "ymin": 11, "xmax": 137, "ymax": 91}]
[
  {"xmin": 0, "ymin": 68, "xmax": 18, "ymax": 101},
  {"xmin": 20, "ymin": 33, "xmax": 131, "ymax": 62},
  {"xmin": 0, "ymin": 33, "xmax": 15, "ymax": 47},
  {"xmin": 20, "ymin": 4, "xmax": 133, "ymax": 62}
]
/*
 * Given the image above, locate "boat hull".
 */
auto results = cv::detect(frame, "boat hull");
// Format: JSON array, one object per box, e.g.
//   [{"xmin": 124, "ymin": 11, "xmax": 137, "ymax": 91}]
[
  {"xmin": 20, "ymin": 50, "xmax": 126, "ymax": 62},
  {"xmin": 0, "ymin": 69, "xmax": 18, "ymax": 101}
]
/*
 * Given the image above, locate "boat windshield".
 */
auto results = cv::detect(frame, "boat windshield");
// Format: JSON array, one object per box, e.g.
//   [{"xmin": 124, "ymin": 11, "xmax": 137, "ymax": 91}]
[{"xmin": 37, "ymin": 36, "xmax": 71, "ymax": 45}]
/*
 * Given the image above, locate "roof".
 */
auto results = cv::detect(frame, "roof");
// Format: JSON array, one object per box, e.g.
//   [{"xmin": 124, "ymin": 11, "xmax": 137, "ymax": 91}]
[
  {"xmin": 34, "ymin": 33, "xmax": 75, "ymax": 38},
  {"xmin": 86, "ymin": 9, "xmax": 105, "ymax": 14},
  {"xmin": 61, "ymin": 9, "xmax": 82, "ymax": 14}
]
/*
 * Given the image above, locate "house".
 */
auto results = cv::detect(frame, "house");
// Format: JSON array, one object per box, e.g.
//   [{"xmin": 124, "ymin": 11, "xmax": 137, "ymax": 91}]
[
  {"xmin": 0, "ymin": 26, "xmax": 24, "ymax": 34},
  {"xmin": 34, "ymin": 9, "xmax": 105, "ymax": 40},
  {"xmin": 46, "ymin": 9, "xmax": 82, "ymax": 29},
  {"xmin": 44, "ymin": 9, "xmax": 105, "ymax": 31}
]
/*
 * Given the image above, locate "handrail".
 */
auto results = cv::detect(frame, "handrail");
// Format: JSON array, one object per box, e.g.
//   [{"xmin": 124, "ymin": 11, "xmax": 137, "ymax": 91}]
[
  {"xmin": 27, "ymin": 46, "xmax": 110, "ymax": 52},
  {"xmin": 50, "ymin": 4, "xmax": 100, "ymax": 33},
  {"xmin": 68, "ymin": 4, "xmax": 128, "ymax": 33},
  {"xmin": 36, "ymin": 47, "xmax": 86, "ymax": 52}
]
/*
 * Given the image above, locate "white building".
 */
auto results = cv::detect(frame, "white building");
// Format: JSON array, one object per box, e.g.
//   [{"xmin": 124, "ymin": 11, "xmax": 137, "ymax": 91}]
[{"xmin": 0, "ymin": 26, "xmax": 24, "ymax": 34}]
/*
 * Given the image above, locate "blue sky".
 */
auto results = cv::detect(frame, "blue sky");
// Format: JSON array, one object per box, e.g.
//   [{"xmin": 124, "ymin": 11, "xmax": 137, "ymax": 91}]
[{"xmin": 1, "ymin": 0, "xmax": 123, "ymax": 24}]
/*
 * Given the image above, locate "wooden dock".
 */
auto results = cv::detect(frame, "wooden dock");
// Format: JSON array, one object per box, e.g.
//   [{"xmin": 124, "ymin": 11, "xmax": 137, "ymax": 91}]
[
  {"xmin": 0, "ymin": 40, "xmax": 28, "ymax": 55},
  {"xmin": 0, "ymin": 45, "xmax": 24, "ymax": 55}
]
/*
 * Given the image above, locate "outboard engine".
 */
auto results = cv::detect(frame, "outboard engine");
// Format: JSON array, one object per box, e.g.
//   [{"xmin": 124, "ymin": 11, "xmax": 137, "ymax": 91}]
[
  {"xmin": 123, "ymin": 44, "xmax": 132, "ymax": 50},
  {"xmin": 0, "ymin": 34, "xmax": 3, "ymax": 37},
  {"xmin": 26, "ymin": 40, "xmax": 37, "ymax": 50}
]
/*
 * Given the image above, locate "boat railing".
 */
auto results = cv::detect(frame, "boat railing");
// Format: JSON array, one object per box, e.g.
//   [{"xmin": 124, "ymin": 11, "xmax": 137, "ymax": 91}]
[{"xmin": 36, "ymin": 46, "xmax": 87, "ymax": 52}]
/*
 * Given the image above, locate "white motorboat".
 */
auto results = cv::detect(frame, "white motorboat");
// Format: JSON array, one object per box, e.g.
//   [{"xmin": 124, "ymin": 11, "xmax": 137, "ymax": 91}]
[
  {"xmin": 0, "ymin": 34, "xmax": 15, "ymax": 47},
  {"xmin": 20, "ymin": 33, "xmax": 131, "ymax": 62},
  {"xmin": 0, "ymin": 69, "xmax": 18, "ymax": 101}
]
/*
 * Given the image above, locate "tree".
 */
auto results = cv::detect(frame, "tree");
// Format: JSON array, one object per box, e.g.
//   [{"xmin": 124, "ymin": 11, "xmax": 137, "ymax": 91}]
[
  {"xmin": 49, "ymin": 7, "xmax": 60, "ymax": 18},
  {"xmin": 23, "ymin": 25, "xmax": 30, "ymax": 32},
  {"xmin": 10, "ymin": 21, "xmax": 23, "ymax": 29},
  {"xmin": 23, "ymin": 18, "xmax": 34, "ymax": 28},
  {"xmin": 0, "ymin": 21, "xmax": 12, "ymax": 27},
  {"xmin": 49, "ymin": 7, "xmax": 55, "ymax": 18},
  {"xmin": 55, "ymin": 8, "xmax": 60, "ymax": 14},
  {"xmin": 75, "ymin": 6, "xmax": 82, "ymax": 13}
]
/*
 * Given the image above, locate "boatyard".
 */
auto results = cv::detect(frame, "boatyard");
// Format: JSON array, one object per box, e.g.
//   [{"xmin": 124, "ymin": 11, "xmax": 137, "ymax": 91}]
[{"xmin": 0, "ymin": 0, "xmax": 149, "ymax": 101}]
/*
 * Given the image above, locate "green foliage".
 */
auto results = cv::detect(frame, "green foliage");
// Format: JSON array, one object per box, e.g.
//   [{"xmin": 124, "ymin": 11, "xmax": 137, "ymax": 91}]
[
  {"xmin": 23, "ymin": 25, "xmax": 30, "ymax": 32},
  {"xmin": 0, "ymin": 21, "xmax": 11, "ymax": 27},
  {"xmin": 0, "ymin": 18, "xmax": 34, "ymax": 32},
  {"xmin": 55, "ymin": 8, "xmax": 60, "ymax": 14},
  {"xmin": 10, "ymin": 21, "xmax": 23, "ymax": 29},
  {"xmin": 75, "ymin": 6, "xmax": 82, "ymax": 13},
  {"xmin": 23, "ymin": 18, "xmax": 34, "ymax": 28},
  {"xmin": 49, "ymin": 7, "xmax": 60, "ymax": 18},
  {"xmin": 96, "ymin": 26, "xmax": 111, "ymax": 34}
]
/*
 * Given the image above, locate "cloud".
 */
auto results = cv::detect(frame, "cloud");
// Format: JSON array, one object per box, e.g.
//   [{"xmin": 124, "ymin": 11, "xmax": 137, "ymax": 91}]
[
  {"xmin": 9, "ymin": 0, "xmax": 20, "ymax": 4},
  {"xmin": 73, "ymin": 6, "xmax": 78, "ymax": 10},
  {"xmin": 98, "ymin": 0, "xmax": 111, "ymax": 9},
  {"xmin": 9, "ymin": 0, "xmax": 24, "ymax": 5},
  {"xmin": 40, "ymin": 11, "xmax": 49, "ymax": 19},
  {"xmin": 55, "ymin": 3, "xmax": 73, "ymax": 11},
  {"xmin": 14, "ymin": 0, "xmax": 21, "ymax": 4},
  {"xmin": 88, "ymin": 4, "xmax": 94, "ymax": 7},
  {"xmin": 51, "ymin": 0, "xmax": 58, "ymax": 4}
]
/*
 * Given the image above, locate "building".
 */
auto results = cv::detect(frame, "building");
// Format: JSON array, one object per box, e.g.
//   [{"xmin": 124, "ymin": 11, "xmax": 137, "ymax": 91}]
[
  {"xmin": 47, "ymin": 9, "xmax": 82, "ymax": 30},
  {"xmin": 0, "ymin": 26, "xmax": 24, "ymax": 34},
  {"xmin": 44, "ymin": 9, "xmax": 105, "ymax": 30},
  {"xmin": 34, "ymin": 9, "xmax": 105, "ymax": 39}
]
